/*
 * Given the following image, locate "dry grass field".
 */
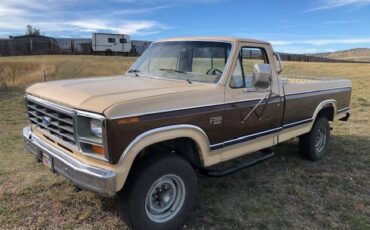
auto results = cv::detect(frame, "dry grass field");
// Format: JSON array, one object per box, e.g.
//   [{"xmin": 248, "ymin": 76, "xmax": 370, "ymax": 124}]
[{"xmin": 0, "ymin": 56, "xmax": 369, "ymax": 229}]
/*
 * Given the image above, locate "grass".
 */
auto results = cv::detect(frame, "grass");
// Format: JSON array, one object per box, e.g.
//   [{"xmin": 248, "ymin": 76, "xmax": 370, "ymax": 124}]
[{"xmin": 0, "ymin": 56, "xmax": 369, "ymax": 229}]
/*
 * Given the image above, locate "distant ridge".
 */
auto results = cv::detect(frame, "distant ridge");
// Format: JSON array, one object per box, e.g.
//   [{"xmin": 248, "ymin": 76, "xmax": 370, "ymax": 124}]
[{"xmin": 312, "ymin": 48, "xmax": 370, "ymax": 62}]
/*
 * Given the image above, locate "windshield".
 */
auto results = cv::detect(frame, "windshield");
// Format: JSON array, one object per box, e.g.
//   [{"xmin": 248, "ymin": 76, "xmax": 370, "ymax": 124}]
[{"xmin": 128, "ymin": 41, "xmax": 232, "ymax": 84}]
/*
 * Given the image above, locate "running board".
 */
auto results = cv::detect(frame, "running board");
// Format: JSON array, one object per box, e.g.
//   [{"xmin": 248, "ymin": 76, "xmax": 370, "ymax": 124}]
[{"xmin": 199, "ymin": 149, "xmax": 275, "ymax": 177}]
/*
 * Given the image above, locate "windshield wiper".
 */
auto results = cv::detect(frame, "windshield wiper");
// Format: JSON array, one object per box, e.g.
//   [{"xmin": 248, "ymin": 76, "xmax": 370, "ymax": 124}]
[
  {"xmin": 159, "ymin": 68, "xmax": 187, "ymax": 74},
  {"xmin": 158, "ymin": 68, "xmax": 192, "ymax": 84},
  {"xmin": 127, "ymin": 69, "xmax": 141, "ymax": 76},
  {"xmin": 128, "ymin": 69, "xmax": 141, "ymax": 73}
]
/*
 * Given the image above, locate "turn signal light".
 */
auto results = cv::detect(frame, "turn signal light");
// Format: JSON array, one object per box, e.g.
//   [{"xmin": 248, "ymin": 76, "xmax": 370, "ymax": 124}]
[
  {"xmin": 90, "ymin": 144, "xmax": 105, "ymax": 155},
  {"xmin": 117, "ymin": 116, "xmax": 140, "ymax": 125}
]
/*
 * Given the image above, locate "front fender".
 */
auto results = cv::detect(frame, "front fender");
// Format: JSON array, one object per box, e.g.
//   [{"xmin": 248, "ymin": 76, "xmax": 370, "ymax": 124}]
[{"xmin": 113, "ymin": 124, "xmax": 216, "ymax": 191}]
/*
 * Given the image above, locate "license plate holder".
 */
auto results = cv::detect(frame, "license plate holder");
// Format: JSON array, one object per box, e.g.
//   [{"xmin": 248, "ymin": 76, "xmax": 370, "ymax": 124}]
[{"xmin": 42, "ymin": 152, "xmax": 53, "ymax": 171}]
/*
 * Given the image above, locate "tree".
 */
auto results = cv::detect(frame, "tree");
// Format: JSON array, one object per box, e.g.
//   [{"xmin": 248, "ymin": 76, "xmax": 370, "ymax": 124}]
[{"xmin": 26, "ymin": 25, "xmax": 40, "ymax": 35}]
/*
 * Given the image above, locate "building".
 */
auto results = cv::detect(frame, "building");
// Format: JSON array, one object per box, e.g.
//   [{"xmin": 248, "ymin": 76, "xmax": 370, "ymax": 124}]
[
  {"xmin": 7, "ymin": 34, "xmax": 59, "ymax": 55},
  {"xmin": 0, "ymin": 39, "xmax": 10, "ymax": 56}
]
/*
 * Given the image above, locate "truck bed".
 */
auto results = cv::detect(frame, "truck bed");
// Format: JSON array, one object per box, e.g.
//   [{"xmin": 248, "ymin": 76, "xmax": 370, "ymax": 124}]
[
  {"xmin": 281, "ymin": 76, "xmax": 351, "ymax": 95},
  {"xmin": 281, "ymin": 75, "xmax": 351, "ymax": 128}
]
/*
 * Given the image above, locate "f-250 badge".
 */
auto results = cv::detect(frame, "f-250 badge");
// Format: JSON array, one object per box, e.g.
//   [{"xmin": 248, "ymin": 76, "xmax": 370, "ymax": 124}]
[{"xmin": 210, "ymin": 116, "xmax": 223, "ymax": 126}]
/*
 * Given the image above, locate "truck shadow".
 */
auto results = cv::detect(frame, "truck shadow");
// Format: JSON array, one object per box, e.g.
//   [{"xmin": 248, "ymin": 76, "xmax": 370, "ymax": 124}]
[{"xmin": 99, "ymin": 134, "xmax": 369, "ymax": 229}]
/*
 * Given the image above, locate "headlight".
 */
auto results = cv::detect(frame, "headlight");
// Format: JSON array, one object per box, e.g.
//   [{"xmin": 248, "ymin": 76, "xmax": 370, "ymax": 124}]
[
  {"xmin": 76, "ymin": 111, "xmax": 107, "ymax": 161},
  {"xmin": 90, "ymin": 119, "xmax": 103, "ymax": 138}
]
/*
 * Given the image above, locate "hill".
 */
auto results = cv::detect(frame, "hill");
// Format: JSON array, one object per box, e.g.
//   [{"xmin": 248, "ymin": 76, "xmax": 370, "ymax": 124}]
[{"xmin": 313, "ymin": 48, "xmax": 370, "ymax": 62}]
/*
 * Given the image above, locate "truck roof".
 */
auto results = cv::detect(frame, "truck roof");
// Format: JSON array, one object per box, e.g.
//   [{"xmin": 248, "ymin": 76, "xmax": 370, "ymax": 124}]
[{"xmin": 156, "ymin": 36, "xmax": 271, "ymax": 45}]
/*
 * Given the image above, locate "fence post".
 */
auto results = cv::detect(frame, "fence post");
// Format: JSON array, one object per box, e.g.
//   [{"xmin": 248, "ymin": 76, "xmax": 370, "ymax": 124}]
[
  {"xmin": 30, "ymin": 38, "xmax": 33, "ymax": 55},
  {"xmin": 43, "ymin": 71, "xmax": 46, "ymax": 82}
]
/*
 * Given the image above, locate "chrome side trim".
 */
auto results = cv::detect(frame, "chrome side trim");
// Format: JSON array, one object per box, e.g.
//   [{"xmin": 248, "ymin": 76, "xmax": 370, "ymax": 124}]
[
  {"xmin": 283, "ymin": 118, "xmax": 313, "ymax": 129},
  {"xmin": 210, "ymin": 127, "xmax": 282, "ymax": 150},
  {"xmin": 338, "ymin": 107, "xmax": 350, "ymax": 113},
  {"xmin": 224, "ymin": 127, "xmax": 282, "ymax": 145},
  {"xmin": 23, "ymin": 126, "xmax": 116, "ymax": 197},
  {"xmin": 110, "ymin": 97, "xmax": 273, "ymax": 120},
  {"xmin": 110, "ymin": 102, "xmax": 225, "ymax": 120},
  {"xmin": 118, "ymin": 99, "xmax": 342, "ymax": 155},
  {"xmin": 120, "ymin": 124, "xmax": 211, "ymax": 160}
]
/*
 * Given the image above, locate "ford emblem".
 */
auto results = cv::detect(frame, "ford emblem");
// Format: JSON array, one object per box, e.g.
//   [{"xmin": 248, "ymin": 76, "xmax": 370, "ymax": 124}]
[{"xmin": 42, "ymin": 116, "xmax": 51, "ymax": 126}]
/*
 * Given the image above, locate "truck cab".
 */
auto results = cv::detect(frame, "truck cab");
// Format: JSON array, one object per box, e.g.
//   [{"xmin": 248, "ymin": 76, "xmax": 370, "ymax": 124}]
[{"xmin": 23, "ymin": 37, "xmax": 351, "ymax": 230}]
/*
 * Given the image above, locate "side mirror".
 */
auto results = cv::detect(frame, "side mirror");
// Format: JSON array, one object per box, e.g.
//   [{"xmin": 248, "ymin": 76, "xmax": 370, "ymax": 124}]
[
  {"xmin": 273, "ymin": 52, "xmax": 283, "ymax": 74},
  {"xmin": 252, "ymin": 64, "xmax": 272, "ymax": 89}
]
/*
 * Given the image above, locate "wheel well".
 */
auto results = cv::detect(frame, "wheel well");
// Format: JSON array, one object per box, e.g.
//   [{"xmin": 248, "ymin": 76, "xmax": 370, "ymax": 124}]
[
  {"xmin": 317, "ymin": 105, "xmax": 335, "ymax": 121},
  {"xmin": 131, "ymin": 138, "xmax": 203, "ymax": 169}
]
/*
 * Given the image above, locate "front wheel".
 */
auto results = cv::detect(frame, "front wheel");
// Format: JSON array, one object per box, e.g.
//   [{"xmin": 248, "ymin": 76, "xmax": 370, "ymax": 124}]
[
  {"xmin": 299, "ymin": 116, "xmax": 331, "ymax": 161},
  {"xmin": 118, "ymin": 153, "xmax": 197, "ymax": 230}
]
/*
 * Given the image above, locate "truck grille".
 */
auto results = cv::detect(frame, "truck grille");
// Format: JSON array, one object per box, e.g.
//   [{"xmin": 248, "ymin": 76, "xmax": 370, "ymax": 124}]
[{"xmin": 26, "ymin": 98, "xmax": 76, "ymax": 146}]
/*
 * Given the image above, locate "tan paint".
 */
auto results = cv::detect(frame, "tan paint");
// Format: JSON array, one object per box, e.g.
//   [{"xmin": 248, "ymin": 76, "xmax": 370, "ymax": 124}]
[
  {"xmin": 220, "ymin": 134, "xmax": 276, "ymax": 161},
  {"xmin": 283, "ymin": 77, "xmax": 351, "ymax": 96},
  {"xmin": 24, "ymin": 37, "xmax": 352, "ymax": 193}
]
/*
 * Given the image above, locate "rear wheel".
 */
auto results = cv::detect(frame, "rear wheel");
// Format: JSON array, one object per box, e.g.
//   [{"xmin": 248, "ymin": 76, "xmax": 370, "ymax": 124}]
[
  {"xmin": 299, "ymin": 116, "xmax": 330, "ymax": 161},
  {"xmin": 105, "ymin": 49, "xmax": 113, "ymax": 56},
  {"xmin": 118, "ymin": 153, "xmax": 197, "ymax": 230}
]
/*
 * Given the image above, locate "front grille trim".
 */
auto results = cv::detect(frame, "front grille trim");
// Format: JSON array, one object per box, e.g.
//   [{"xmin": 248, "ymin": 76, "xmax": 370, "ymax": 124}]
[{"xmin": 25, "ymin": 95, "xmax": 78, "ymax": 149}]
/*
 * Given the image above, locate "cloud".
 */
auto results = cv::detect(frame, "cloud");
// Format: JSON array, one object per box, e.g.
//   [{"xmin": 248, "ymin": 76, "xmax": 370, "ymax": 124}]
[
  {"xmin": 0, "ymin": 0, "xmax": 176, "ymax": 37},
  {"xmin": 271, "ymin": 38, "xmax": 370, "ymax": 46},
  {"xmin": 112, "ymin": 4, "xmax": 174, "ymax": 15},
  {"xmin": 70, "ymin": 19, "xmax": 171, "ymax": 35},
  {"xmin": 307, "ymin": 0, "xmax": 370, "ymax": 11}
]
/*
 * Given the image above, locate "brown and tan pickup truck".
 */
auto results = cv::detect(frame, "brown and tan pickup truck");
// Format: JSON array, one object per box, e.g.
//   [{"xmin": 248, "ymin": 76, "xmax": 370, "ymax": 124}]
[{"xmin": 23, "ymin": 37, "xmax": 351, "ymax": 230}]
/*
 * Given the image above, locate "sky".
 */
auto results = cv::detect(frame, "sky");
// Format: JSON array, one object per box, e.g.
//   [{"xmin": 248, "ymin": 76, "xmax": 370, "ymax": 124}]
[{"xmin": 0, "ymin": 0, "xmax": 370, "ymax": 53}]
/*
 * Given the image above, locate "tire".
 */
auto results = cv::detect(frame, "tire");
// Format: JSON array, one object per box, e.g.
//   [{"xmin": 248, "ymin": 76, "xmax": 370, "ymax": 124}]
[
  {"xmin": 118, "ymin": 153, "xmax": 197, "ymax": 230},
  {"xmin": 299, "ymin": 116, "xmax": 330, "ymax": 161},
  {"xmin": 105, "ymin": 49, "xmax": 113, "ymax": 56}
]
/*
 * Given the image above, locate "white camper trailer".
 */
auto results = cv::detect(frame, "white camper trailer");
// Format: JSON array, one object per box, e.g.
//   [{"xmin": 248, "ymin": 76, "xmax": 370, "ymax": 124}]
[{"xmin": 92, "ymin": 33, "xmax": 132, "ymax": 55}]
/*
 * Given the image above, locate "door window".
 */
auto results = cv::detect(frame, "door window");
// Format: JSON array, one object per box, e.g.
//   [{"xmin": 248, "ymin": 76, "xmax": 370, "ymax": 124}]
[{"xmin": 230, "ymin": 47, "xmax": 268, "ymax": 88}]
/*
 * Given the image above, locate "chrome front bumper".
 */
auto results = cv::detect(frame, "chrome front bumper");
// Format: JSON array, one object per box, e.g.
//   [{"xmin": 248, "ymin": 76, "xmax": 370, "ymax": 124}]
[{"xmin": 22, "ymin": 126, "xmax": 116, "ymax": 197}]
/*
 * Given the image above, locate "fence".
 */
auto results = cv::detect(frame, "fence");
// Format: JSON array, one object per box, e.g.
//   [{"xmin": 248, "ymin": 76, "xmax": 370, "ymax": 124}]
[
  {"xmin": 0, "ymin": 37, "xmax": 368, "ymax": 64},
  {"xmin": 0, "ymin": 36, "xmax": 151, "ymax": 57},
  {"xmin": 55, "ymin": 38, "xmax": 92, "ymax": 54},
  {"xmin": 277, "ymin": 53, "xmax": 368, "ymax": 63},
  {"xmin": 0, "ymin": 37, "xmax": 59, "ymax": 56}
]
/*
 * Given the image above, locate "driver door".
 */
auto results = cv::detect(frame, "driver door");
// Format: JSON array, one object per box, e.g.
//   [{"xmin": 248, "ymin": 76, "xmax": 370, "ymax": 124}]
[{"xmin": 222, "ymin": 45, "xmax": 283, "ymax": 156}]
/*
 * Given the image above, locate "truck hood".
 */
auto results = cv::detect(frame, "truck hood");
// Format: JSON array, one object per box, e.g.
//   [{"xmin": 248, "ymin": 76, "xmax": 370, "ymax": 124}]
[{"xmin": 26, "ymin": 75, "xmax": 203, "ymax": 114}]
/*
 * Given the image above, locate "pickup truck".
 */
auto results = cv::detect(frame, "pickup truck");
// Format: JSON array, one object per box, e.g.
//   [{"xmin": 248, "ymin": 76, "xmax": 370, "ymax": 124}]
[{"xmin": 23, "ymin": 37, "xmax": 351, "ymax": 230}]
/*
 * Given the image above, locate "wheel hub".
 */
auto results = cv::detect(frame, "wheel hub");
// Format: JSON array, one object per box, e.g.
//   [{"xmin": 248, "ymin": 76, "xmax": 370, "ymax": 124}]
[
  {"xmin": 145, "ymin": 174, "xmax": 186, "ymax": 223},
  {"xmin": 315, "ymin": 127, "xmax": 327, "ymax": 152}
]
